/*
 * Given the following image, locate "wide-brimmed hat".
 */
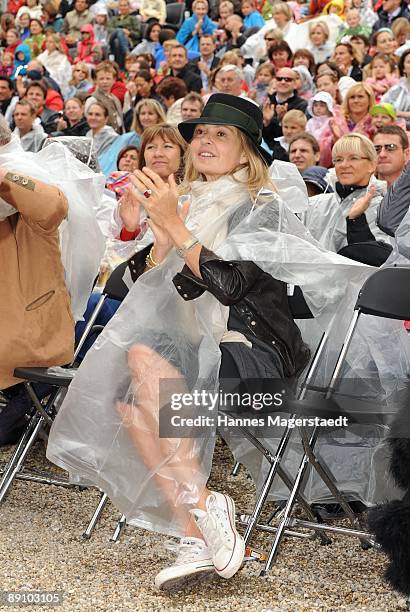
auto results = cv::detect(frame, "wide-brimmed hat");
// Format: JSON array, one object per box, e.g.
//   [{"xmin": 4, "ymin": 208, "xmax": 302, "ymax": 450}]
[{"xmin": 178, "ymin": 93, "xmax": 273, "ymax": 165}]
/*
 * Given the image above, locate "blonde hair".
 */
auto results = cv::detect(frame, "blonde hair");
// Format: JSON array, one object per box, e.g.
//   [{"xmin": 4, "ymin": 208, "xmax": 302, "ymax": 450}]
[
  {"xmin": 192, "ymin": 0, "xmax": 208, "ymax": 9},
  {"xmin": 180, "ymin": 127, "xmax": 275, "ymax": 202},
  {"xmin": 332, "ymin": 133, "xmax": 377, "ymax": 162},
  {"xmin": 343, "ymin": 82, "xmax": 375, "ymax": 119},
  {"xmin": 271, "ymin": 2, "xmax": 292, "ymax": 21},
  {"xmin": 308, "ymin": 20, "xmax": 329, "ymax": 42},
  {"xmin": 131, "ymin": 98, "xmax": 166, "ymax": 134},
  {"xmin": 69, "ymin": 61, "xmax": 90, "ymax": 85},
  {"xmin": 282, "ymin": 109, "xmax": 307, "ymax": 127}
]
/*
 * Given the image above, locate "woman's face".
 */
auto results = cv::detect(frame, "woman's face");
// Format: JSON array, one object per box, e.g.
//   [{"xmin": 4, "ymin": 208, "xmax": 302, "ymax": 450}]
[
  {"xmin": 138, "ymin": 104, "xmax": 159, "ymax": 129},
  {"xmin": 45, "ymin": 38, "xmax": 56, "ymax": 52},
  {"xmin": 30, "ymin": 20, "xmax": 42, "ymax": 35},
  {"xmin": 310, "ymin": 26, "xmax": 325, "ymax": 46},
  {"xmin": 143, "ymin": 135, "xmax": 181, "ymax": 179},
  {"xmin": 149, "ymin": 25, "xmax": 161, "ymax": 41},
  {"xmin": 293, "ymin": 55, "xmax": 310, "ymax": 69},
  {"xmin": 19, "ymin": 13, "xmax": 30, "ymax": 28},
  {"xmin": 6, "ymin": 30, "xmax": 17, "ymax": 45},
  {"xmin": 65, "ymin": 99, "xmax": 83, "ymax": 124},
  {"xmin": 190, "ymin": 124, "xmax": 247, "ymax": 182},
  {"xmin": 87, "ymin": 104, "xmax": 107, "ymax": 131},
  {"xmin": 134, "ymin": 76, "xmax": 153, "ymax": 97},
  {"xmin": 272, "ymin": 11, "xmax": 288, "ymax": 29},
  {"xmin": 119, "ymin": 149, "xmax": 139, "ymax": 172},
  {"xmin": 376, "ymin": 32, "xmax": 394, "ymax": 54},
  {"xmin": 272, "ymin": 49, "xmax": 289, "ymax": 68},
  {"xmin": 334, "ymin": 150, "xmax": 376, "ymax": 186},
  {"xmin": 72, "ymin": 65, "xmax": 88, "ymax": 83},
  {"xmin": 333, "ymin": 45, "xmax": 353, "ymax": 68},
  {"xmin": 316, "ymin": 74, "xmax": 337, "ymax": 99},
  {"xmin": 347, "ymin": 89, "xmax": 370, "ymax": 116}
]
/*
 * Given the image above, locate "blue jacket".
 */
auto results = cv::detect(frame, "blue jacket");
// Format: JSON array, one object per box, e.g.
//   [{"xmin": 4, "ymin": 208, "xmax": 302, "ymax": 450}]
[
  {"xmin": 176, "ymin": 14, "xmax": 217, "ymax": 53},
  {"xmin": 243, "ymin": 10, "xmax": 265, "ymax": 29},
  {"xmin": 12, "ymin": 43, "xmax": 32, "ymax": 80}
]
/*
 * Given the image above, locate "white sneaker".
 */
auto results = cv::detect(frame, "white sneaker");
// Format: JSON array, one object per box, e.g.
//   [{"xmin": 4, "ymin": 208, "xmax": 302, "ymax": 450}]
[
  {"xmin": 191, "ymin": 491, "xmax": 245, "ymax": 579},
  {"xmin": 154, "ymin": 537, "xmax": 215, "ymax": 591}
]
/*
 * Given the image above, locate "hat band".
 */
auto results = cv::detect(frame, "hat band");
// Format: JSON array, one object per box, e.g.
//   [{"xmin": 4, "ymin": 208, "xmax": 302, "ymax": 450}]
[{"xmin": 202, "ymin": 102, "xmax": 262, "ymax": 143}]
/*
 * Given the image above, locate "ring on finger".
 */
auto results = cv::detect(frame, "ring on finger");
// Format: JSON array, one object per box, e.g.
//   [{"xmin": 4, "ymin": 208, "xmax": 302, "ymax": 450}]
[{"xmin": 143, "ymin": 189, "xmax": 152, "ymax": 199}]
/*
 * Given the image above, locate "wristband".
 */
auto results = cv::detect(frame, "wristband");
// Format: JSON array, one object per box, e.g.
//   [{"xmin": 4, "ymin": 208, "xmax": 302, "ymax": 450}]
[{"xmin": 175, "ymin": 236, "xmax": 199, "ymax": 258}]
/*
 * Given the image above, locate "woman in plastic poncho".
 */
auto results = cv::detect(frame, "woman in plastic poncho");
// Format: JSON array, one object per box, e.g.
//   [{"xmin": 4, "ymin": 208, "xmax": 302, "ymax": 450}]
[{"xmin": 48, "ymin": 93, "xmax": 310, "ymax": 591}]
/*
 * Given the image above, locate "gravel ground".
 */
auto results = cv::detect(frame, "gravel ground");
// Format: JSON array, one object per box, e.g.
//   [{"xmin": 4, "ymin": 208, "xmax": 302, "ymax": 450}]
[{"xmin": 0, "ymin": 438, "xmax": 408, "ymax": 612}]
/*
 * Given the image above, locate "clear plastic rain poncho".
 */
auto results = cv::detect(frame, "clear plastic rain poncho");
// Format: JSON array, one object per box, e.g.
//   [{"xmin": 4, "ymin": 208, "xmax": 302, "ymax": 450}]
[
  {"xmin": 0, "ymin": 135, "xmax": 106, "ymax": 321},
  {"xmin": 47, "ymin": 173, "xmax": 410, "ymax": 537}
]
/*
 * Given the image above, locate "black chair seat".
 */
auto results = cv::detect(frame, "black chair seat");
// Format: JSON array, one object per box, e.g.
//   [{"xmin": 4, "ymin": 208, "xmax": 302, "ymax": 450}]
[
  {"xmin": 338, "ymin": 241, "xmax": 392, "ymax": 267},
  {"xmin": 14, "ymin": 367, "xmax": 76, "ymax": 387}
]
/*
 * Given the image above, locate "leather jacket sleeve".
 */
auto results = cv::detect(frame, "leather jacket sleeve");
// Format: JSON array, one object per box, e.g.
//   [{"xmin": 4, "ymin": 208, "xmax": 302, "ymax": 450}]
[{"xmin": 172, "ymin": 246, "xmax": 264, "ymax": 305}]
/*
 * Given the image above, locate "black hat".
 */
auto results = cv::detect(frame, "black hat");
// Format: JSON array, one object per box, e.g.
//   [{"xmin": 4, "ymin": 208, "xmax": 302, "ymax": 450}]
[{"xmin": 178, "ymin": 93, "xmax": 273, "ymax": 165}]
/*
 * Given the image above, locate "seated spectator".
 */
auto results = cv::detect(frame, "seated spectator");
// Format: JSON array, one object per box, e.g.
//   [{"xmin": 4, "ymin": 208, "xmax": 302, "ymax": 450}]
[
  {"xmin": 54, "ymin": 96, "xmax": 89, "ymax": 137},
  {"xmin": 336, "ymin": 8, "xmax": 371, "ymax": 44},
  {"xmin": 75, "ymin": 23, "xmax": 100, "ymax": 66},
  {"xmin": 372, "ymin": 0, "xmax": 410, "ymax": 34},
  {"xmin": 176, "ymin": 0, "xmax": 217, "ymax": 54},
  {"xmin": 123, "ymin": 69, "xmax": 160, "ymax": 128},
  {"xmin": 85, "ymin": 61, "xmax": 124, "ymax": 134},
  {"xmin": 337, "ymin": 82, "xmax": 375, "ymax": 139},
  {"xmin": 131, "ymin": 21, "xmax": 162, "ymax": 57},
  {"xmin": 41, "ymin": 3, "xmax": 64, "ymax": 33},
  {"xmin": 215, "ymin": 64, "xmax": 246, "ymax": 97},
  {"xmin": 131, "ymin": 98, "xmax": 167, "ymax": 135},
  {"xmin": 92, "ymin": 7, "xmax": 109, "ymax": 53},
  {"xmin": 16, "ymin": 0, "xmax": 42, "ymax": 21},
  {"xmin": 25, "ymin": 79, "xmax": 60, "ymax": 133},
  {"xmin": 65, "ymin": 62, "xmax": 94, "ymax": 100},
  {"xmin": 269, "ymin": 40, "xmax": 293, "ymax": 70},
  {"xmin": 271, "ymin": 108, "xmax": 307, "ymax": 161},
  {"xmin": 139, "ymin": 0, "xmax": 166, "ymax": 24},
  {"xmin": 376, "ymin": 126, "xmax": 410, "ymax": 234},
  {"xmin": 306, "ymin": 91, "xmax": 346, "ymax": 167},
  {"xmin": 288, "ymin": 132, "xmax": 322, "ymax": 173},
  {"xmin": 306, "ymin": 20, "xmax": 333, "ymax": 64},
  {"xmin": 15, "ymin": 9, "xmax": 30, "ymax": 41},
  {"xmin": 349, "ymin": 0, "xmax": 377, "ymax": 29},
  {"xmin": 166, "ymin": 45, "xmax": 203, "ymax": 93},
  {"xmin": 219, "ymin": 14, "xmax": 248, "ymax": 55},
  {"xmin": 0, "ymin": 114, "xmax": 73, "ymax": 445},
  {"xmin": 374, "ymin": 124, "xmax": 409, "ymax": 186},
  {"xmin": 107, "ymin": 0, "xmax": 142, "ymax": 70},
  {"xmin": 117, "ymin": 145, "xmax": 140, "ymax": 172},
  {"xmin": 61, "ymin": 0, "xmax": 93, "ymax": 49},
  {"xmin": 251, "ymin": 62, "xmax": 275, "ymax": 105},
  {"xmin": 332, "ymin": 42, "xmax": 363, "ymax": 81},
  {"xmin": 217, "ymin": 0, "xmax": 234, "ymax": 27},
  {"xmin": 364, "ymin": 53, "xmax": 398, "ymax": 103},
  {"xmin": 12, "ymin": 42, "xmax": 31, "ymax": 80},
  {"xmin": 25, "ymin": 18, "xmax": 45, "ymax": 58},
  {"xmin": 293, "ymin": 49, "xmax": 316, "ymax": 77},
  {"xmin": 190, "ymin": 34, "xmax": 220, "ymax": 91},
  {"xmin": 86, "ymin": 101, "xmax": 118, "ymax": 156},
  {"xmin": 0, "ymin": 76, "xmax": 19, "ymax": 125},
  {"xmin": 25, "ymin": 58, "xmax": 64, "ymax": 101},
  {"xmin": 156, "ymin": 76, "xmax": 188, "ymax": 125},
  {"xmin": 0, "ymin": 53, "xmax": 15, "ymax": 79},
  {"xmin": 371, "ymin": 28, "xmax": 396, "ymax": 57},
  {"xmin": 4, "ymin": 28, "xmax": 21, "ymax": 57},
  {"xmin": 241, "ymin": 0, "xmax": 265, "ymax": 29},
  {"xmin": 391, "ymin": 16, "xmax": 410, "ymax": 50},
  {"xmin": 181, "ymin": 92, "xmax": 204, "ymax": 120},
  {"xmin": 292, "ymin": 65, "xmax": 315, "ymax": 100},
  {"xmin": 302, "ymin": 166, "xmax": 332, "ymax": 196},
  {"xmin": 37, "ymin": 33, "xmax": 72, "ymax": 99},
  {"xmin": 381, "ymin": 49, "xmax": 410, "ymax": 128},
  {"xmin": 262, "ymin": 67, "xmax": 308, "ymax": 147},
  {"xmin": 13, "ymin": 98, "xmax": 46, "ymax": 151},
  {"xmin": 305, "ymin": 133, "xmax": 388, "ymax": 253},
  {"xmin": 271, "ymin": 2, "xmax": 294, "ymax": 36},
  {"xmin": 350, "ymin": 33, "xmax": 372, "ymax": 65},
  {"xmin": 370, "ymin": 101, "xmax": 398, "ymax": 131}
]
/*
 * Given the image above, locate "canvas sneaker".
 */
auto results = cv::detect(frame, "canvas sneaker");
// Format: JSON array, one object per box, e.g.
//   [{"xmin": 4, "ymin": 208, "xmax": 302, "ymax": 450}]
[
  {"xmin": 191, "ymin": 491, "xmax": 245, "ymax": 579},
  {"xmin": 154, "ymin": 537, "xmax": 215, "ymax": 591}
]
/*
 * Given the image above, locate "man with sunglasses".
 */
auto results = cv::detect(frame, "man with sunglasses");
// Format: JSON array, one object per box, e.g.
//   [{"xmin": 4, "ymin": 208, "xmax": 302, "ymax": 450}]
[
  {"xmin": 376, "ymin": 126, "xmax": 410, "ymax": 236},
  {"xmin": 262, "ymin": 68, "xmax": 308, "ymax": 149}
]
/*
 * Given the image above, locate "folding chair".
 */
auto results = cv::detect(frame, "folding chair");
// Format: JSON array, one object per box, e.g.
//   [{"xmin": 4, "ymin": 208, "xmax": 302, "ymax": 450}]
[
  {"xmin": 0, "ymin": 261, "xmax": 130, "ymax": 505},
  {"xmin": 243, "ymin": 266, "xmax": 410, "ymax": 575}
]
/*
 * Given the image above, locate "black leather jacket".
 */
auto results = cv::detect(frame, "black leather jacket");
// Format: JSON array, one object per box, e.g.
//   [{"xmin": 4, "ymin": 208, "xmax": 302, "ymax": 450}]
[{"xmin": 128, "ymin": 245, "xmax": 310, "ymax": 378}]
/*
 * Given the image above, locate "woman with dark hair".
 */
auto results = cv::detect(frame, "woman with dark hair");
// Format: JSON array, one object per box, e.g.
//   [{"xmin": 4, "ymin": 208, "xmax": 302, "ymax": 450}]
[
  {"xmin": 123, "ymin": 70, "xmax": 161, "ymax": 131},
  {"xmin": 268, "ymin": 40, "xmax": 293, "ymax": 70},
  {"xmin": 25, "ymin": 18, "xmax": 45, "ymax": 57},
  {"xmin": 316, "ymin": 61, "xmax": 343, "ymax": 80},
  {"xmin": 332, "ymin": 42, "xmax": 363, "ymax": 81},
  {"xmin": 131, "ymin": 21, "xmax": 162, "ymax": 58},
  {"xmin": 293, "ymin": 48, "xmax": 316, "ymax": 76},
  {"xmin": 117, "ymin": 145, "xmax": 139, "ymax": 173},
  {"xmin": 86, "ymin": 102, "xmax": 118, "ymax": 157}
]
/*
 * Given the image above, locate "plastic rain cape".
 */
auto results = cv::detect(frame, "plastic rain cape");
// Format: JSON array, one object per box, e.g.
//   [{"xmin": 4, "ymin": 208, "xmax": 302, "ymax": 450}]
[
  {"xmin": 47, "ymin": 176, "xmax": 410, "ymax": 537},
  {"xmin": 0, "ymin": 135, "xmax": 106, "ymax": 321}
]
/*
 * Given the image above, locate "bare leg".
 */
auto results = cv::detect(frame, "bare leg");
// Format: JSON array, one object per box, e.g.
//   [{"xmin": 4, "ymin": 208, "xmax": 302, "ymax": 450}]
[{"xmin": 116, "ymin": 344, "xmax": 212, "ymax": 538}]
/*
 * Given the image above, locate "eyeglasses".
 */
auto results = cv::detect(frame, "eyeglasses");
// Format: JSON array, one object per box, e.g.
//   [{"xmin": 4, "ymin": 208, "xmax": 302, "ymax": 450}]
[
  {"xmin": 332, "ymin": 156, "xmax": 369, "ymax": 165},
  {"xmin": 276, "ymin": 76, "xmax": 294, "ymax": 82},
  {"xmin": 374, "ymin": 143, "xmax": 401, "ymax": 153}
]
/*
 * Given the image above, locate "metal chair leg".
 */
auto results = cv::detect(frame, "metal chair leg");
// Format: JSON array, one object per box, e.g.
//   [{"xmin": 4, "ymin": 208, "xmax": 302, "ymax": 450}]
[
  {"xmin": 231, "ymin": 461, "xmax": 241, "ymax": 476},
  {"xmin": 110, "ymin": 514, "xmax": 126, "ymax": 542},
  {"xmin": 82, "ymin": 492, "xmax": 109, "ymax": 540}
]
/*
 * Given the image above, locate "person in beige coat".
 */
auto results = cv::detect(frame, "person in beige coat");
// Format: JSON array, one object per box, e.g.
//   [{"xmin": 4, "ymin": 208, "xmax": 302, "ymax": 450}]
[{"xmin": 0, "ymin": 119, "xmax": 74, "ymax": 443}]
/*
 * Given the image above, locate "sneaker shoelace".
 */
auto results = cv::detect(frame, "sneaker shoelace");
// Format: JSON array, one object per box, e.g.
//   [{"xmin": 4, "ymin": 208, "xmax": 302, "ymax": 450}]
[
  {"xmin": 164, "ymin": 538, "xmax": 208, "ymax": 565},
  {"xmin": 193, "ymin": 495, "xmax": 233, "ymax": 556}
]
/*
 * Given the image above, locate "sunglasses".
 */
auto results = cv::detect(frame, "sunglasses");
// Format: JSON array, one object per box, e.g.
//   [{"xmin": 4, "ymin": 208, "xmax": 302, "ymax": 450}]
[
  {"xmin": 374, "ymin": 143, "xmax": 401, "ymax": 153},
  {"xmin": 265, "ymin": 37, "xmax": 276, "ymax": 41},
  {"xmin": 276, "ymin": 76, "xmax": 294, "ymax": 82}
]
